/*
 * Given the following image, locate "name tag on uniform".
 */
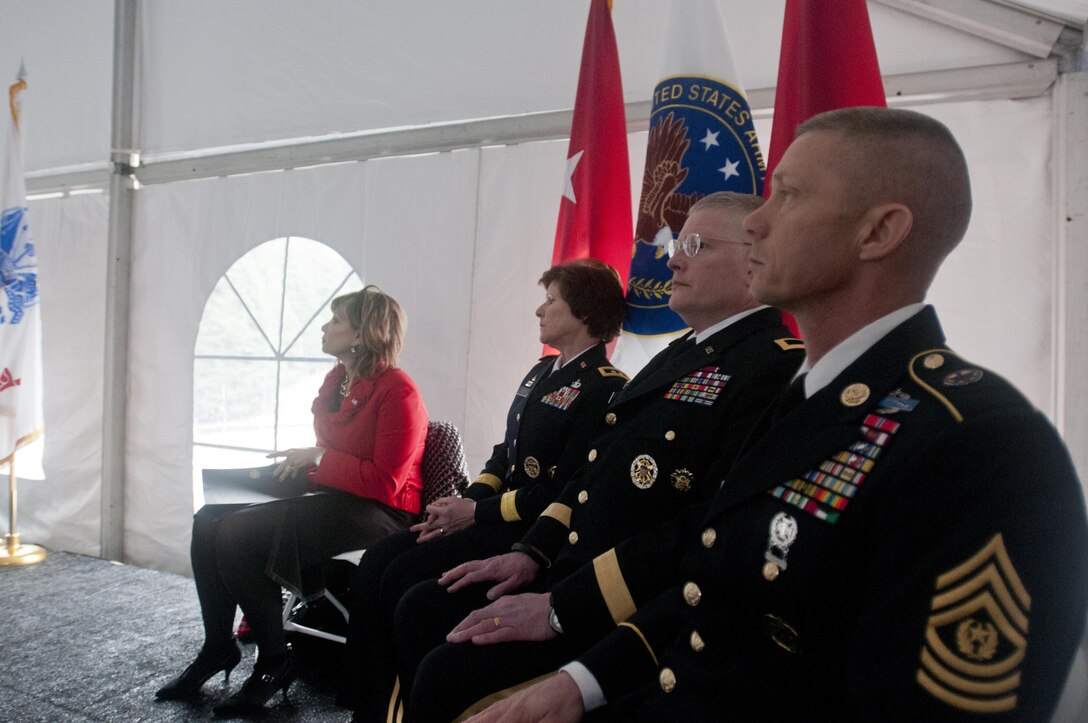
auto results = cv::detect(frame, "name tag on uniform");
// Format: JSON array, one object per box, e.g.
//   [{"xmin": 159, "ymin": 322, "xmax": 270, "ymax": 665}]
[{"xmin": 665, "ymin": 366, "xmax": 730, "ymax": 406}]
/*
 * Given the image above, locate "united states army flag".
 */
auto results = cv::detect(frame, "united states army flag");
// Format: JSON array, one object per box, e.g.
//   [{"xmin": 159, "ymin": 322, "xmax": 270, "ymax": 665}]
[{"xmin": 0, "ymin": 64, "xmax": 44, "ymax": 474}]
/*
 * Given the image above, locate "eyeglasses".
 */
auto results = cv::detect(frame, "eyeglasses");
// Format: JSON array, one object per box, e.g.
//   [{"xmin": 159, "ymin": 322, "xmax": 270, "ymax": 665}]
[{"xmin": 667, "ymin": 232, "xmax": 751, "ymax": 259}]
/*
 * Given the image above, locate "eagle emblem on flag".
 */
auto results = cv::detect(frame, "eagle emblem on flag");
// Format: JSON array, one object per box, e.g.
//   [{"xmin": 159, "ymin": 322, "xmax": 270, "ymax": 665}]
[
  {"xmin": 0, "ymin": 205, "xmax": 37, "ymax": 325},
  {"xmin": 623, "ymin": 76, "xmax": 764, "ymax": 337}
]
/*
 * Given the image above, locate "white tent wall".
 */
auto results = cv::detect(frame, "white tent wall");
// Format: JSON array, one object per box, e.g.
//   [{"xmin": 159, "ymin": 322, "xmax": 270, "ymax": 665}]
[
  {"xmin": 115, "ymin": 153, "xmax": 479, "ymax": 572},
  {"xmin": 19, "ymin": 192, "xmax": 110, "ymax": 556},
  {"xmin": 16, "ymin": 91, "xmax": 1058, "ymax": 573}
]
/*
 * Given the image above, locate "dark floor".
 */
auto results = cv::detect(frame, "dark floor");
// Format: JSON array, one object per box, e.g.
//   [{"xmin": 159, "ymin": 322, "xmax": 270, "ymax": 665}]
[{"xmin": 0, "ymin": 550, "xmax": 349, "ymax": 723}]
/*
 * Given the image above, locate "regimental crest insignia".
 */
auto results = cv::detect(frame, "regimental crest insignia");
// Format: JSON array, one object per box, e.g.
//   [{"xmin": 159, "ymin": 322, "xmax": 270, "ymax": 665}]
[
  {"xmin": 916, "ymin": 534, "xmax": 1031, "ymax": 714},
  {"xmin": 623, "ymin": 75, "xmax": 764, "ymax": 338},
  {"xmin": 670, "ymin": 468, "xmax": 693, "ymax": 492}
]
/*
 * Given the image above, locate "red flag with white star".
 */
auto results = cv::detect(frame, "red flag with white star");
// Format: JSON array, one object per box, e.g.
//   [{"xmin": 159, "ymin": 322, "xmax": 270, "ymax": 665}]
[
  {"xmin": 764, "ymin": 0, "xmax": 886, "ymax": 335},
  {"xmin": 551, "ymin": 0, "xmax": 632, "ymax": 288},
  {"xmin": 766, "ymin": 0, "xmax": 886, "ymax": 183}
]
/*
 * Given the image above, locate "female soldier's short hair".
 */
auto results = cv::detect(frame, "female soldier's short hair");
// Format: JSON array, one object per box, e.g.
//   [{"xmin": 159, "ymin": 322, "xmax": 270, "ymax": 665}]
[{"xmin": 539, "ymin": 258, "xmax": 626, "ymax": 343}]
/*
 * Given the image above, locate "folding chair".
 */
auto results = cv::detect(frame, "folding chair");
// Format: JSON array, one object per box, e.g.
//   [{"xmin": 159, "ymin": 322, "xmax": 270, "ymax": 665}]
[{"xmin": 281, "ymin": 420, "xmax": 471, "ymax": 643}]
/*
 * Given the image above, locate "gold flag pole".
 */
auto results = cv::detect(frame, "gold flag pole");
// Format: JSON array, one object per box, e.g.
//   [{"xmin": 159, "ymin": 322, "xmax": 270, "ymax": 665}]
[{"xmin": 0, "ymin": 450, "xmax": 46, "ymax": 566}]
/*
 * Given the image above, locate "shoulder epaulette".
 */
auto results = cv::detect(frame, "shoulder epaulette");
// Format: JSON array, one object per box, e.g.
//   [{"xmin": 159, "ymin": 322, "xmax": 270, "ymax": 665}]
[
  {"xmin": 775, "ymin": 337, "xmax": 805, "ymax": 351},
  {"xmin": 598, "ymin": 366, "xmax": 629, "ymax": 380},
  {"xmin": 908, "ymin": 349, "xmax": 967, "ymax": 423}
]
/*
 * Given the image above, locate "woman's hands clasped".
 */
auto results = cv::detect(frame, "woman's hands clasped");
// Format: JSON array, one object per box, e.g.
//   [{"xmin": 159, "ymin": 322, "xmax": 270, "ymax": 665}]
[
  {"xmin": 411, "ymin": 496, "xmax": 477, "ymax": 542},
  {"xmin": 268, "ymin": 447, "xmax": 325, "ymax": 481}
]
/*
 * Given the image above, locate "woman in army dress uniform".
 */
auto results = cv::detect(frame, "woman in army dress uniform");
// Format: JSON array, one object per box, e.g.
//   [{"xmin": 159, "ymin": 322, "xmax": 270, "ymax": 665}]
[{"xmin": 336, "ymin": 259, "xmax": 629, "ymax": 720}]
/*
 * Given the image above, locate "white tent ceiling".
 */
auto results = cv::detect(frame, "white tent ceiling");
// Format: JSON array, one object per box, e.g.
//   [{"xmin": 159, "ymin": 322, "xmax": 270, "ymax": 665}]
[{"xmin": 0, "ymin": 0, "xmax": 1083, "ymax": 178}]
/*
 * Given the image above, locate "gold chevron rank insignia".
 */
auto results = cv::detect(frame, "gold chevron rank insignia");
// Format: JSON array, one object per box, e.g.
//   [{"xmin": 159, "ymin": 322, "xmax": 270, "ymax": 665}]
[{"xmin": 916, "ymin": 534, "xmax": 1030, "ymax": 714}]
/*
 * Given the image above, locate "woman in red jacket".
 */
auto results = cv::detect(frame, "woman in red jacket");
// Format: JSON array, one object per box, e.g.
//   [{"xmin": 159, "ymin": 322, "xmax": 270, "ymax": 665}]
[{"xmin": 155, "ymin": 285, "xmax": 427, "ymax": 716}]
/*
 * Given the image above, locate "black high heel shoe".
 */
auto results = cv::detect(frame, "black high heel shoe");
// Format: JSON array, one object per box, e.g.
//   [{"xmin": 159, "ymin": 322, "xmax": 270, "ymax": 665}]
[
  {"xmin": 212, "ymin": 651, "xmax": 296, "ymax": 718},
  {"xmin": 155, "ymin": 643, "xmax": 242, "ymax": 700}
]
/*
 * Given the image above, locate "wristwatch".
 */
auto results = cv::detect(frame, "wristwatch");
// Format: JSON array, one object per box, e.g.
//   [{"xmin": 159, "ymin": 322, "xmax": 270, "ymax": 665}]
[{"xmin": 548, "ymin": 600, "xmax": 564, "ymax": 635}]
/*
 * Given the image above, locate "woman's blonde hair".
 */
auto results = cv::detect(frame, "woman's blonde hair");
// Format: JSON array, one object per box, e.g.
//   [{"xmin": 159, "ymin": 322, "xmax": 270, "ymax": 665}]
[{"xmin": 331, "ymin": 285, "xmax": 406, "ymax": 378}]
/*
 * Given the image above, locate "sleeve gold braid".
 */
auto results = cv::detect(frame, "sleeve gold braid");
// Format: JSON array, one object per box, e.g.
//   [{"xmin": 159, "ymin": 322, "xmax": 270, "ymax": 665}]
[
  {"xmin": 593, "ymin": 549, "xmax": 637, "ymax": 625},
  {"xmin": 470, "ymin": 473, "xmax": 504, "ymax": 493},
  {"xmin": 500, "ymin": 491, "xmax": 522, "ymax": 522},
  {"xmin": 541, "ymin": 502, "xmax": 573, "ymax": 528}
]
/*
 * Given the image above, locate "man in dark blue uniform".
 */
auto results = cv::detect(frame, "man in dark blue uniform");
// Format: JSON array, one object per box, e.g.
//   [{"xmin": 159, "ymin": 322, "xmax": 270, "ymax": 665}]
[
  {"xmin": 393, "ymin": 192, "xmax": 804, "ymax": 721},
  {"xmin": 464, "ymin": 108, "xmax": 1088, "ymax": 722}
]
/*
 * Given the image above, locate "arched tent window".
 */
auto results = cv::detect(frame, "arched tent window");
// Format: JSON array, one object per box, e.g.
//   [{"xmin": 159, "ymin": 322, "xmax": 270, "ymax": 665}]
[{"xmin": 192, "ymin": 237, "xmax": 362, "ymax": 505}]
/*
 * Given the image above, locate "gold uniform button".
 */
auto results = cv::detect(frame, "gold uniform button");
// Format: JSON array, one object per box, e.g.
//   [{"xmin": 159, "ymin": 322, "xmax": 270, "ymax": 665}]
[
  {"xmin": 659, "ymin": 668, "xmax": 676, "ymax": 693},
  {"xmin": 701, "ymin": 528, "xmax": 716, "ymax": 548},
  {"xmin": 682, "ymin": 581, "xmax": 702, "ymax": 606},
  {"xmin": 605, "ymin": 412, "xmax": 617, "ymax": 425},
  {"xmin": 577, "ymin": 490, "xmax": 588, "ymax": 504},
  {"xmin": 689, "ymin": 630, "xmax": 705, "ymax": 652},
  {"xmin": 664, "ymin": 430, "xmax": 676, "ymax": 441},
  {"xmin": 923, "ymin": 353, "xmax": 945, "ymax": 369},
  {"xmin": 568, "ymin": 531, "xmax": 579, "ymax": 545},
  {"xmin": 588, "ymin": 449, "xmax": 597, "ymax": 462}
]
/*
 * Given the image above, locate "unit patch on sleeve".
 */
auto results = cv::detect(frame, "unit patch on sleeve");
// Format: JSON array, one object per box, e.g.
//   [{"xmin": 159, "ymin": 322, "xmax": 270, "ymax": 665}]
[
  {"xmin": 665, "ymin": 366, "xmax": 730, "ymax": 406},
  {"xmin": 541, "ymin": 386, "xmax": 580, "ymax": 411},
  {"xmin": 916, "ymin": 533, "xmax": 1030, "ymax": 714},
  {"xmin": 768, "ymin": 414, "xmax": 900, "ymax": 523}
]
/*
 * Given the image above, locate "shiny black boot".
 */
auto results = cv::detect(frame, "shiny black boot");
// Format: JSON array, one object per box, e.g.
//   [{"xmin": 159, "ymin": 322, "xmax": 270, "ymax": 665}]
[
  {"xmin": 155, "ymin": 643, "xmax": 242, "ymax": 700},
  {"xmin": 212, "ymin": 650, "xmax": 296, "ymax": 718}
]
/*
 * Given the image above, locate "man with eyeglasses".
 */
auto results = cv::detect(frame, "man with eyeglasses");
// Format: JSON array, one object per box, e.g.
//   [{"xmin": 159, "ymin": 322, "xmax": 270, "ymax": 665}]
[{"xmin": 380, "ymin": 191, "xmax": 804, "ymax": 722}]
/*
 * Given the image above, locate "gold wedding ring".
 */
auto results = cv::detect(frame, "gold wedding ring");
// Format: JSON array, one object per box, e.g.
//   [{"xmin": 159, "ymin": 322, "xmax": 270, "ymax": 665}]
[{"xmin": 493, "ymin": 616, "xmax": 501, "ymax": 628}]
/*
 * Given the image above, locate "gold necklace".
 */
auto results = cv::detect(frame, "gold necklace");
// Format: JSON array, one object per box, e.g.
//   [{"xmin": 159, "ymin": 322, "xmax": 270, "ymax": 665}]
[{"xmin": 340, "ymin": 375, "xmax": 351, "ymax": 398}]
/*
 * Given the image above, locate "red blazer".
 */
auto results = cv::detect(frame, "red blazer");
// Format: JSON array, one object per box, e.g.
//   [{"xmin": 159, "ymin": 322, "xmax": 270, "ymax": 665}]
[{"xmin": 308, "ymin": 365, "xmax": 427, "ymax": 515}]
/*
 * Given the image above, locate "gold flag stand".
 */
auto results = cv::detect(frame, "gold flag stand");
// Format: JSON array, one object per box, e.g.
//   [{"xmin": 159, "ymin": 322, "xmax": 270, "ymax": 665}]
[{"xmin": 0, "ymin": 452, "xmax": 47, "ymax": 566}]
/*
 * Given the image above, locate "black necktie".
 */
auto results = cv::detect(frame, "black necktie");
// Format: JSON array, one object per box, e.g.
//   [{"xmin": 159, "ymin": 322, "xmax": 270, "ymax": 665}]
[
  {"xmin": 772, "ymin": 373, "xmax": 808, "ymax": 422},
  {"xmin": 668, "ymin": 335, "xmax": 697, "ymax": 359}
]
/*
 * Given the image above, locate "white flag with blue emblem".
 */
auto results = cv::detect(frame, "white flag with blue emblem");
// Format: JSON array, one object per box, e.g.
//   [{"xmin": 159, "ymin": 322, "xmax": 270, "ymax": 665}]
[
  {"xmin": 611, "ymin": 0, "xmax": 764, "ymax": 375},
  {"xmin": 0, "ymin": 63, "xmax": 44, "ymax": 474}
]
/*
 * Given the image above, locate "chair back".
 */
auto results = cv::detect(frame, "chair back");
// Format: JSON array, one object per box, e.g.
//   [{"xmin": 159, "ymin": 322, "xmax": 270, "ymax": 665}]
[{"xmin": 421, "ymin": 420, "xmax": 470, "ymax": 507}]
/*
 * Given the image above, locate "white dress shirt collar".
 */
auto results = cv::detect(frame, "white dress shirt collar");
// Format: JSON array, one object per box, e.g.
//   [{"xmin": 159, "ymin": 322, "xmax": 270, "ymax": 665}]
[
  {"xmin": 693, "ymin": 305, "xmax": 770, "ymax": 344},
  {"xmin": 797, "ymin": 303, "xmax": 926, "ymax": 398}
]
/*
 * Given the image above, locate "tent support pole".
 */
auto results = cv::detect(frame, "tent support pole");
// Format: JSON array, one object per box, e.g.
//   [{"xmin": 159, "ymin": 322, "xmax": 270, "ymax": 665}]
[
  {"xmin": 101, "ymin": 0, "xmax": 138, "ymax": 562},
  {"xmin": 1054, "ymin": 70, "xmax": 1088, "ymax": 487}
]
